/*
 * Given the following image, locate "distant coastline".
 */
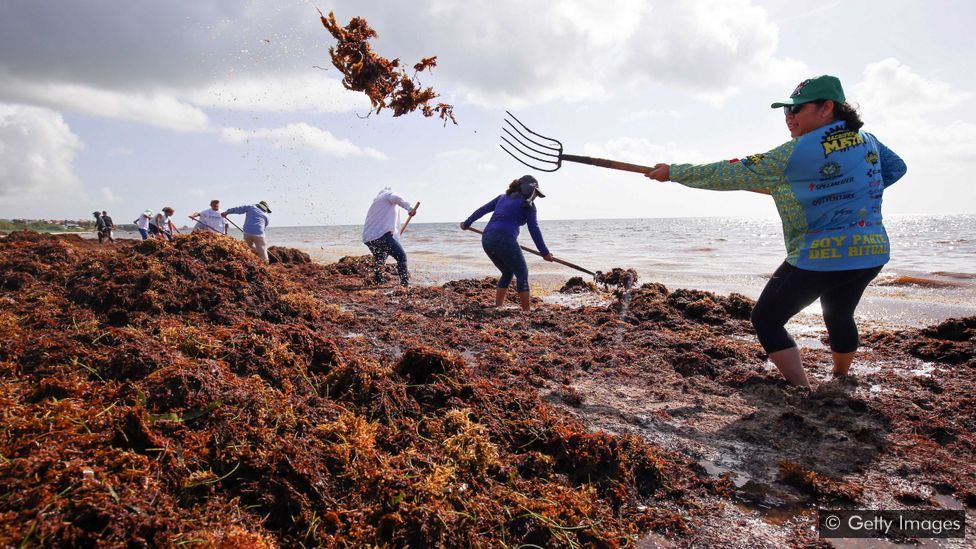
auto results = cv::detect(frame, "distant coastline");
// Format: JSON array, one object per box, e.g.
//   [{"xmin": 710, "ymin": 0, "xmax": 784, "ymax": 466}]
[
  {"xmin": 0, "ymin": 218, "xmax": 98, "ymax": 234},
  {"xmin": 0, "ymin": 218, "xmax": 144, "ymax": 235}
]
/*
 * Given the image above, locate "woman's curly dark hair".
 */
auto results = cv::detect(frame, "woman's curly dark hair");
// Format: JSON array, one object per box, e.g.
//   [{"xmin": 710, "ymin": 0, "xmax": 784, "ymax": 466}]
[
  {"xmin": 506, "ymin": 179, "xmax": 522, "ymax": 196},
  {"xmin": 832, "ymin": 100, "xmax": 863, "ymax": 131}
]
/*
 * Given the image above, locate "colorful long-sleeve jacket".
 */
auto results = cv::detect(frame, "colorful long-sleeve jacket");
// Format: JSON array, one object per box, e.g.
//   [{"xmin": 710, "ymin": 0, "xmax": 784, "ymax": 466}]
[{"xmin": 670, "ymin": 123, "xmax": 907, "ymax": 271}]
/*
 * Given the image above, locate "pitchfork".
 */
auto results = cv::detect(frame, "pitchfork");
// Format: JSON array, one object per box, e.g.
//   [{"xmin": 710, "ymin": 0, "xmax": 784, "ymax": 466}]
[{"xmin": 500, "ymin": 111, "xmax": 654, "ymax": 174}]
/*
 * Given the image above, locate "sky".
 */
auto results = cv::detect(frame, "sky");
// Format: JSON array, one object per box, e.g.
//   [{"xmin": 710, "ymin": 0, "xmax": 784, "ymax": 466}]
[{"xmin": 1, "ymin": 0, "xmax": 974, "ymax": 226}]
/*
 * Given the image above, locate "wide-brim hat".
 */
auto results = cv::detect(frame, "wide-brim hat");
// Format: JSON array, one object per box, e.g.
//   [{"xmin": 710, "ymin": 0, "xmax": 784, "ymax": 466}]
[
  {"xmin": 257, "ymin": 200, "xmax": 272, "ymax": 213},
  {"xmin": 770, "ymin": 75, "xmax": 846, "ymax": 108}
]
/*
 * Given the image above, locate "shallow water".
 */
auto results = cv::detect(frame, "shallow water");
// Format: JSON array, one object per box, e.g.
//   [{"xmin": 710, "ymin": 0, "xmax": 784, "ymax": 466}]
[{"xmin": 116, "ymin": 214, "xmax": 976, "ymax": 327}]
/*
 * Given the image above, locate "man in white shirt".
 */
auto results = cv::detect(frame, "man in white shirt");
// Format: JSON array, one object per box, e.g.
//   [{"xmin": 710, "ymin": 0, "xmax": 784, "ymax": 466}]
[
  {"xmin": 190, "ymin": 200, "xmax": 229, "ymax": 234},
  {"xmin": 362, "ymin": 187, "xmax": 417, "ymax": 287}
]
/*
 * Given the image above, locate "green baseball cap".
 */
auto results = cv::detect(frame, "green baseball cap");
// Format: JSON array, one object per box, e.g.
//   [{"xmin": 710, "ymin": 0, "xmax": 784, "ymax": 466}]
[{"xmin": 770, "ymin": 75, "xmax": 846, "ymax": 108}]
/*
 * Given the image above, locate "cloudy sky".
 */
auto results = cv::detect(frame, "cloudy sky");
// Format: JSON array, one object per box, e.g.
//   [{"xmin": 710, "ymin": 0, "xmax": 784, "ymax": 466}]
[{"xmin": 1, "ymin": 0, "xmax": 973, "ymax": 226}]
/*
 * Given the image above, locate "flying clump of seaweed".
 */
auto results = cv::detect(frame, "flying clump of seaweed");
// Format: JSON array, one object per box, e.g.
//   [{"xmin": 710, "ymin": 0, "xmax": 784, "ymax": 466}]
[{"xmin": 318, "ymin": 9, "xmax": 456, "ymax": 125}]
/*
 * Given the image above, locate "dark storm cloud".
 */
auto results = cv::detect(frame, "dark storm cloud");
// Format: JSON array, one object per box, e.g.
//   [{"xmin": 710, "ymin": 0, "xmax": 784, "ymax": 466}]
[{"xmin": 0, "ymin": 1, "xmax": 803, "ymax": 109}]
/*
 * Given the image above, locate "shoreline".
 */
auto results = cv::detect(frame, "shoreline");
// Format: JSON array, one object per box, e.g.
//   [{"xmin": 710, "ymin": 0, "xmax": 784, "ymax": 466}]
[{"xmin": 72, "ymin": 231, "xmax": 976, "ymax": 329}]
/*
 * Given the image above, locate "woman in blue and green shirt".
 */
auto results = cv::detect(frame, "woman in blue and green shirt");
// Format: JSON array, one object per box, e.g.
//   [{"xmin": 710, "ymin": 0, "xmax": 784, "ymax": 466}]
[{"xmin": 646, "ymin": 75, "xmax": 907, "ymax": 388}]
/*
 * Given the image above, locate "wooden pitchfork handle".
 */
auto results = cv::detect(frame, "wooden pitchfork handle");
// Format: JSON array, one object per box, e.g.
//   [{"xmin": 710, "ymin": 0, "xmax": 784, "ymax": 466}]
[
  {"xmin": 400, "ymin": 202, "xmax": 420, "ymax": 235},
  {"xmin": 566, "ymin": 155, "xmax": 772, "ymax": 196},
  {"xmin": 560, "ymin": 154, "xmax": 654, "ymax": 174},
  {"xmin": 463, "ymin": 227, "xmax": 595, "ymax": 276}
]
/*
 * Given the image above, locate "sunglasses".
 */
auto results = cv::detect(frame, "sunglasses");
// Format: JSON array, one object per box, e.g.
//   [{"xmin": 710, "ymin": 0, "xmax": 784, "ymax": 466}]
[{"xmin": 783, "ymin": 103, "xmax": 810, "ymax": 115}]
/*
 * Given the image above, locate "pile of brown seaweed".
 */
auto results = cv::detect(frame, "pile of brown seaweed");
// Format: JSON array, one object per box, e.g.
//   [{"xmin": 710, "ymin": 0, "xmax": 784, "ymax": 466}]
[
  {"xmin": 558, "ymin": 276, "xmax": 598, "ymax": 294},
  {"xmin": 0, "ymin": 232, "xmax": 707, "ymax": 547},
  {"xmin": 3, "ymin": 232, "xmax": 974, "ymax": 546},
  {"xmin": 318, "ymin": 10, "xmax": 456, "ymax": 125},
  {"xmin": 595, "ymin": 268, "xmax": 638, "ymax": 289}
]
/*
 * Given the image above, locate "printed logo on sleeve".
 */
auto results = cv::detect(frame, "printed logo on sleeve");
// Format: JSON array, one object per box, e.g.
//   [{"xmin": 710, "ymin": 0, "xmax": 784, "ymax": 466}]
[
  {"xmin": 865, "ymin": 151, "xmax": 879, "ymax": 164},
  {"xmin": 742, "ymin": 154, "xmax": 765, "ymax": 166}
]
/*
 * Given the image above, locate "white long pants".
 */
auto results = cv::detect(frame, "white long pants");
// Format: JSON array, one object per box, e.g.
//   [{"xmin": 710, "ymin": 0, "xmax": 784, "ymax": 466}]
[{"xmin": 243, "ymin": 233, "xmax": 268, "ymax": 263}]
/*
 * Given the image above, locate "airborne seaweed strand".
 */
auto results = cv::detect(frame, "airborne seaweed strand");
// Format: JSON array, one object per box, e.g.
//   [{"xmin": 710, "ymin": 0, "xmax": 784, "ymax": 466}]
[{"xmin": 318, "ymin": 9, "xmax": 456, "ymax": 125}]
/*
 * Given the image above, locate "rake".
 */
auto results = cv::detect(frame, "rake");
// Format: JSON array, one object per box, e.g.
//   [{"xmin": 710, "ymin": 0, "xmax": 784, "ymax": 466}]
[
  {"xmin": 463, "ymin": 226, "xmax": 595, "ymax": 277},
  {"xmin": 500, "ymin": 111, "xmax": 655, "ymax": 174}
]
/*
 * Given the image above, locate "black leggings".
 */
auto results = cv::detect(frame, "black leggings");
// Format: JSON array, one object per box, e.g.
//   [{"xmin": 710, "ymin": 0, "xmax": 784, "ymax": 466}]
[
  {"xmin": 364, "ymin": 232, "xmax": 409, "ymax": 286},
  {"xmin": 751, "ymin": 261, "xmax": 882, "ymax": 354}
]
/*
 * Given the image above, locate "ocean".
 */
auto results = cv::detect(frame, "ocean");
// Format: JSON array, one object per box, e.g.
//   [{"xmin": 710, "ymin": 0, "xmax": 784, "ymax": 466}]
[{"xmin": 122, "ymin": 214, "xmax": 976, "ymax": 328}]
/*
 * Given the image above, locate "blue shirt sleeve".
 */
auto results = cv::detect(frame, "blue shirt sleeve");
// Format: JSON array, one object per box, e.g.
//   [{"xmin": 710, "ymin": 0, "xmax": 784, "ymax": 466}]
[
  {"xmin": 462, "ymin": 196, "xmax": 500, "ymax": 228},
  {"xmin": 877, "ymin": 140, "xmax": 907, "ymax": 188},
  {"xmin": 224, "ymin": 205, "xmax": 246, "ymax": 215},
  {"xmin": 525, "ymin": 207, "xmax": 549, "ymax": 256}
]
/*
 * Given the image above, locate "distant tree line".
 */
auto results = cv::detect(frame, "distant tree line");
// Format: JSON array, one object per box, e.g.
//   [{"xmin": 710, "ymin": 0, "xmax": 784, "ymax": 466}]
[{"xmin": 0, "ymin": 218, "xmax": 98, "ymax": 233}]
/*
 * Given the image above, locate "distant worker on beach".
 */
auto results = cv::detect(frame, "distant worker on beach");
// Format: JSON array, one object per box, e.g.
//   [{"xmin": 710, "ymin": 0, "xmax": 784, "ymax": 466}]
[
  {"xmin": 150, "ymin": 207, "xmax": 177, "ymax": 241},
  {"xmin": 645, "ymin": 75, "xmax": 907, "ymax": 387},
  {"xmin": 460, "ymin": 175, "xmax": 554, "ymax": 312},
  {"xmin": 223, "ymin": 201, "xmax": 271, "ymax": 263},
  {"xmin": 93, "ymin": 211, "xmax": 108, "ymax": 244},
  {"xmin": 101, "ymin": 211, "xmax": 115, "ymax": 242},
  {"xmin": 135, "ymin": 210, "xmax": 153, "ymax": 240},
  {"xmin": 190, "ymin": 200, "xmax": 229, "ymax": 235},
  {"xmin": 362, "ymin": 187, "xmax": 417, "ymax": 287}
]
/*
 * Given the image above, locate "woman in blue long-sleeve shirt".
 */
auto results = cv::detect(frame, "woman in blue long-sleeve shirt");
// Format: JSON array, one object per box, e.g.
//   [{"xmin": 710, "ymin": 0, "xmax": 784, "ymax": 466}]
[
  {"xmin": 646, "ymin": 75, "xmax": 907, "ymax": 387},
  {"xmin": 461, "ymin": 175, "xmax": 554, "ymax": 311}
]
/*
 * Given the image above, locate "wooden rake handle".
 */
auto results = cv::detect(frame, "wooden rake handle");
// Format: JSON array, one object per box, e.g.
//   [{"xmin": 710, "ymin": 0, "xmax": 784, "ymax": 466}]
[
  {"xmin": 560, "ymin": 154, "xmax": 655, "ymax": 174},
  {"xmin": 400, "ymin": 202, "xmax": 420, "ymax": 235},
  {"xmin": 189, "ymin": 215, "xmax": 226, "ymax": 234},
  {"xmin": 463, "ymin": 227, "xmax": 595, "ymax": 276},
  {"xmin": 223, "ymin": 216, "xmax": 245, "ymax": 234}
]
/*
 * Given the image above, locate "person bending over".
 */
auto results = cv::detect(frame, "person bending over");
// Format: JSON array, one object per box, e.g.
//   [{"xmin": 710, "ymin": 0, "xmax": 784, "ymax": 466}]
[
  {"xmin": 135, "ymin": 210, "xmax": 152, "ymax": 240},
  {"xmin": 150, "ymin": 207, "xmax": 176, "ymax": 240},
  {"xmin": 362, "ymin": 187, "xmax": 417, "ymax": 287},
  {"xmin": 191, "ymin": 199, "xmax": 229, "ymax": 234},
  {"xmin": 461, "ymin": 175, "xmax": 554, "ymax": 312},
  {"xmin": 223, "ymin": 201, "xmax": 271, "ymax": 263}
]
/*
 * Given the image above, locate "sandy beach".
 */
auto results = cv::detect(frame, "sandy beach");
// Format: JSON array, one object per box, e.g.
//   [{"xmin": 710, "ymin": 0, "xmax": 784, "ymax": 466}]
[{"xmin": 1, "ymin": 231, "xmax": 973, "ymax": 547}]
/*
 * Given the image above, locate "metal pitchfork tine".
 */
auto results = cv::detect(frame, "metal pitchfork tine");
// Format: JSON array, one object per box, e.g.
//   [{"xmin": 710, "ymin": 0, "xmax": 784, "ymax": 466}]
[
  {"xmin": 500, "ymin": 111, "xmax": 656, "ymax": 175},
  {"xmin": 501, "ymin": 111, "xmax": 563, "ymax": 172}
]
